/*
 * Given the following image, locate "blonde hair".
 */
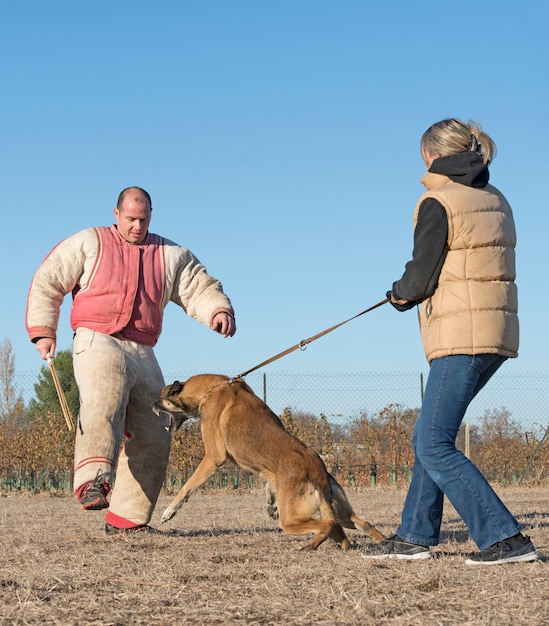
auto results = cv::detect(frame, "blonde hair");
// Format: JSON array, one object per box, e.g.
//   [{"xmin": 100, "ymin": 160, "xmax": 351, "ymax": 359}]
[{"xmin": 420, "ymin": 118, "xmax": 497, "ymax": 165}]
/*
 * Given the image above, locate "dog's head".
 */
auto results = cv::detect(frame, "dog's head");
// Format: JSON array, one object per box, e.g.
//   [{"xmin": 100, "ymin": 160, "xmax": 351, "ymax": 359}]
[
  {"xmin": 152, "ymin": 374, "xmax": 229, "ymax": 433},
  {"xmin": 152, "ymin": 374, "xmax": 230, "ymax": 433},
  {"xmin": 152, "ymin": 380, "xmax": 198, "ymax": 433}
]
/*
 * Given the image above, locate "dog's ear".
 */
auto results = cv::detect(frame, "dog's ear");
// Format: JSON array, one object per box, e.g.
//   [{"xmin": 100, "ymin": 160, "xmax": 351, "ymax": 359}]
[{"xmin": 169, "ymin": 381, "xmax": 183, "ymax": 395}]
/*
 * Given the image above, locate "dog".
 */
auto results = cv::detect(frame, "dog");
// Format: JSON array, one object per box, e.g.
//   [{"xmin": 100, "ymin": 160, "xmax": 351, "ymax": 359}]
[{"xmin": 153, "ymin": 374, "xmax": 385, "ymax": 550}]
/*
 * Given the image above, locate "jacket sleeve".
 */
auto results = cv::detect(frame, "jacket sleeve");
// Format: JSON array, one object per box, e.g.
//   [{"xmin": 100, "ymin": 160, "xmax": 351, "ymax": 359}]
[
  {"xmin": 26, "ymin": 230, "xmax": 92, "ymax": 342},
  {"xmin": 392, "ymin": 199, "xmax": 448, "ymax": 305},
  {"xmin": 168, "ymin": 247, "xmax": 234, "ymax": 327}
]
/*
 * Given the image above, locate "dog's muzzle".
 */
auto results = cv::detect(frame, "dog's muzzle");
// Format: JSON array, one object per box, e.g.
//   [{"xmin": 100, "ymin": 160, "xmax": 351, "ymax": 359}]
[
  {"xmin": 152, "ymin": 401, "xmax": 192, "ymax": 433},
  {"xmin": 152, "ymin": 403, "xmax": 176, "ymax": 432}
]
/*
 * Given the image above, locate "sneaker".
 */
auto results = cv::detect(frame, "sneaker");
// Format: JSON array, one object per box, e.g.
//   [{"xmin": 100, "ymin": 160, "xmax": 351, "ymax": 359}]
[
  {"xmin": 105, "ymin": 523, "xmax": 157, "ymax": 537},
  {"xmin": 361, "ymin": 534, "xmax": 433, "ymax": 561},
  {"xmin": 77, "ymin": 473, "xmax": 111, "ymax": 510},
  {"xmin": 465, "ymin": 533, "xmax": 540, "ymax": 566}
]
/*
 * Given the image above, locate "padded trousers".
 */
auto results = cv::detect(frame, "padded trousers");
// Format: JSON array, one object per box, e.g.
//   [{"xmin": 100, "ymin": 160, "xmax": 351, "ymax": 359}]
[{"xmin": 72, "ymin": 328, "xmax": 171, "ymax": 525}]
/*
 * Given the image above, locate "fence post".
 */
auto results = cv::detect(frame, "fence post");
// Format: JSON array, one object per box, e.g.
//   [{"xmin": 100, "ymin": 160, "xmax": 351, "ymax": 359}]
[
  {"xmin": 390, "ymin": 465, "xmax": 396, "ymax": 486},
  {"xmin": 370, "ymin": 462, "xmax": 377, "ymax": 487},
  {"xmin": 518, "ymin": 423, "xmax": 549, "ymax": 484},
  {"xmin": 348, "ymin": 470, "xmax": 356, "ymax": 487},
  {"xmin": 404, "ymin": 465, "xmax": 412, "ymax": 483}
]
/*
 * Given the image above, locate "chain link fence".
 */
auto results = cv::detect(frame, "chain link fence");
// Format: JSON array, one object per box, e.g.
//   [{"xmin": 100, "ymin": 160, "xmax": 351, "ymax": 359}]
[
  {"xmin": 4, "ymin": 369, "xmax": 549, "ymax": 493},
  {"xmin": 172, "ymin": 370, "xmax": 548, "ymax": 434},
  {"xmin": 14, "ymin": 369, "xmax": 549, "ymax": 431}
]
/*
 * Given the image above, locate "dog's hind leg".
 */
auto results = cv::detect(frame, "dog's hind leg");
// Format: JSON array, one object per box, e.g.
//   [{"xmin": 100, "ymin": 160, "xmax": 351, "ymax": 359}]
[
  {"xmin": 161, "ymin": 456, "xmax": 219, "ymax": 523},
  {"xmin": 280, "ymin": 516, "xmax": 342, "ymax": 551},
  {"xmin": 277, "ymin": 490, "xmax": 351, "ymax": 551}
]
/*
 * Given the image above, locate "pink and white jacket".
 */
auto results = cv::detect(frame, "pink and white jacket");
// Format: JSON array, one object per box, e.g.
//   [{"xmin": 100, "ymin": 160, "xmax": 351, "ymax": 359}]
[{"xmin": 26, "ymin": 225, "xmax": 234, "ymax": 347}]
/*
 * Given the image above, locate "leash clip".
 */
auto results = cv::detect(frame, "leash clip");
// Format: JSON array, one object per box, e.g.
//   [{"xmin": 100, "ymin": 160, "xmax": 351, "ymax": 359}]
[{"xmin": 299, "ymin": 339, "xmax": 310, "ymax": 351}]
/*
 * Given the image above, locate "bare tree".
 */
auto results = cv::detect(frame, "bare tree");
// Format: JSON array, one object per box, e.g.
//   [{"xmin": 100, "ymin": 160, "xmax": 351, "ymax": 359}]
[{"xmin": 0, "ymin": 338, "xmax": 26, "ymax": 427}]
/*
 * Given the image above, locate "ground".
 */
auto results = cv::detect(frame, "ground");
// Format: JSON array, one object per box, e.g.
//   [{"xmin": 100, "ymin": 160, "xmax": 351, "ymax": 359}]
[{"xmin": 0, "ymin": 487, "xmax": 547, "ymax": 625}]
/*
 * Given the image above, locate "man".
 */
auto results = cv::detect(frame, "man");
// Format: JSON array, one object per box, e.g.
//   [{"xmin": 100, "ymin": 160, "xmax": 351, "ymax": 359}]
[{"xmin": 26, "ymin": 187, "xmax": 236, "ymax": 535}]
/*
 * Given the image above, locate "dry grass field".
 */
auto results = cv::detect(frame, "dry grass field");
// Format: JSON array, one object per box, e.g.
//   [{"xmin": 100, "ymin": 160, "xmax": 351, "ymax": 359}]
[{"xmin": 0, "ymin": 486, "xmax": 547, "ymax": 625}]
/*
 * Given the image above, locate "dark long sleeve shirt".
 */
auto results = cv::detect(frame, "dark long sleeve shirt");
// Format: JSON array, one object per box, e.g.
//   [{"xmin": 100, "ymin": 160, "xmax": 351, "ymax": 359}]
[{"xmin": 391, "ymin": 151, "xmax": 490, "ymax": 309}]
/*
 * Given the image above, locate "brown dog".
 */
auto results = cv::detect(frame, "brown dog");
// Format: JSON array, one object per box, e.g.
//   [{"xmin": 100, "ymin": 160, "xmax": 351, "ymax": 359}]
[{"xmin": 153, "ymin": 374, "xmax": 385, "ymax": 550}]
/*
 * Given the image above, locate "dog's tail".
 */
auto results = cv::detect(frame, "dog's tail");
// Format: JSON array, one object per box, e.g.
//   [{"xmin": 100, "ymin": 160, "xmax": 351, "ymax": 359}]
[
  {"xmin": 319, "ymin": 489, "xmax": 352, "ymax": 548},
  {"xmin": 327, "ymin": 473, "xmax": 386, "ymax": 542}
]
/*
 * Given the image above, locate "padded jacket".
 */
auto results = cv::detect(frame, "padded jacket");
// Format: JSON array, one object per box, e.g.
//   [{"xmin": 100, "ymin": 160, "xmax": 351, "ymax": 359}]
[{"xmin": 26, "ymin": 225, "xmax": 234, "ymax": 347}]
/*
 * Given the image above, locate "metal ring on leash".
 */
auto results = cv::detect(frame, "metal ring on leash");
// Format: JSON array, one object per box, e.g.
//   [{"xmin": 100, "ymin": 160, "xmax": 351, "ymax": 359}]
[{"xmin": 233, "ymin": 297, "xmax": 389, "ymax": 379}]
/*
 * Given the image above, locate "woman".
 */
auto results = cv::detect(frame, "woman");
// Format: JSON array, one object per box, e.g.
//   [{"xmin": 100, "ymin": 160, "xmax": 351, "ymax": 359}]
[{"xmin": 362, "ymin": 118, "xmax": 539, "ymax": 565}]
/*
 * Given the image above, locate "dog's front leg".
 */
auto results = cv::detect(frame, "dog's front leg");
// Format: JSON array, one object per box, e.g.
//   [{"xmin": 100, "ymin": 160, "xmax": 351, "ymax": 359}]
[
  {"xmin": 161, "ymin": 456, "xmax": 219, "ymax": 523},
  {"xmin": 265, "ymin": 482, "xmax": 279, "ymax": 521}
]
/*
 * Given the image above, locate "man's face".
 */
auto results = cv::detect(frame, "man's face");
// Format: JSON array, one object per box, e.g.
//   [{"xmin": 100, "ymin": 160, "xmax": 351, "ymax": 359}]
[{"xmin": 114, "ymin": 192, "xmax": 151, "ymax": 245}]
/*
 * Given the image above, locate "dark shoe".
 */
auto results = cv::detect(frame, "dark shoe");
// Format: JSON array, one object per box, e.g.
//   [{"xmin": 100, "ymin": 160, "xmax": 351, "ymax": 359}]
[
  {"xmin": 77, "ymin": 473, "xmax": 111, "ymax": 510},
  {"xmin": 465, "ymin": 533, "xmax": 540, "ymax": 566},
  {"xmin": 361, "ymin": 534, "xmax": 433, "ymax": 561},
  {"xmin": 105, "ymin": 523, "xmax": 158, "ymax": 537}
]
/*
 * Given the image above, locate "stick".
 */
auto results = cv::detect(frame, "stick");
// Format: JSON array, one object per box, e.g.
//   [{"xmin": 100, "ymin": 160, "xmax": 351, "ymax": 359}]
[{"xmin": 47, "ymin": 355, "xmax": 75, "ymax": 432}]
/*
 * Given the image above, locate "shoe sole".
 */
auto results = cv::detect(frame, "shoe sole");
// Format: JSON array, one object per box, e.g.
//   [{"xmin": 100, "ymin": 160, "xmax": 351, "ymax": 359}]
[
  {"xmin": 81, "ymin": 501, "xmax": 109, "ymax": 510},
  {"xmin": 465, "ymin": 551, "xmax": 540, "ymax": 566},
  {"xmin": 105, "ymin": 532, "xmax": 148, "ymax": 538},
  {"xmin": 105, "ymin": 529, "xmax": 150, "ymax": 538},
  {"xmin": 104, "ymin": 525, "xmax": 163, "ymax": 538},
  {"xmin": 362, "ymin": 551, "xmax": 433, "ymax": 561}
]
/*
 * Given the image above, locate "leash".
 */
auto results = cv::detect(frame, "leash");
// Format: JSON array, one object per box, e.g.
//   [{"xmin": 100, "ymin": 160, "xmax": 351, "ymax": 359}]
[{"xmin": 233, "ymin": 296, "xmax": 389, "ymax": 380}]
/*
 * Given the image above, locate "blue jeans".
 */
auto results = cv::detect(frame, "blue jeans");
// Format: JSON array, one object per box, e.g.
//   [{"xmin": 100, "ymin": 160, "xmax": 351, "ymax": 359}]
[{"xmin": 396, "ymin": 354, "xmax": 522, "ymax": 550}]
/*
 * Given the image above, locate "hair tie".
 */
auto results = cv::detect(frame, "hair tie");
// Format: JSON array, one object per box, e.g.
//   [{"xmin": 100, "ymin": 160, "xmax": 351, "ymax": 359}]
[{"xmin": 469, "ymin": 134, "xmax": 481, "ymax": 154}]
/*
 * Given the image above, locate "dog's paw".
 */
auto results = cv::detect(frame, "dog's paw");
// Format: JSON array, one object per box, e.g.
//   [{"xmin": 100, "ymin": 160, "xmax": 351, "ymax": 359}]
[
  {"xmin": 300, "ymin": 543, "xmax": 316, "ymax": 552},
  {"xmin": 267, "ymin": 504, "xmax": 279, "ymax": 521},
  {"xmin": 161, "ymin": 508, "xmax": 177, "ymax": 523},
  {"xmin": 339, "ymin": 539, "xmax": 352, "ymax": 551}
]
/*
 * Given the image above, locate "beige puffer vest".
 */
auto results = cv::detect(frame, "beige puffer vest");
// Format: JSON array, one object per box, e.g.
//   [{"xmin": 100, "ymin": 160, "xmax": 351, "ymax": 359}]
[{"xmin": 415, "ymin": 172, "xmax": 519, "ymax": 363}]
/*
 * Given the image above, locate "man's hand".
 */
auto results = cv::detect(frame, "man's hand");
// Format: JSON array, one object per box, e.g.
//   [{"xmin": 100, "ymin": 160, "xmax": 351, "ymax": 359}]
[
  {"xmin": 35, "ymin": 338, "xmax": 56, "ymax": 360},
  {"xmin": 211, "ymin": 312, "xmax": 236, "ymax": 338}
]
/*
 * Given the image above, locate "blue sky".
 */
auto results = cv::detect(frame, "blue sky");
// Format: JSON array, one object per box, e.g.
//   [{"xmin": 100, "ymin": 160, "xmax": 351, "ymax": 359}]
[{"xmin": 2, "ymin": 1, "xmax": 548, "ymax": 384}]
